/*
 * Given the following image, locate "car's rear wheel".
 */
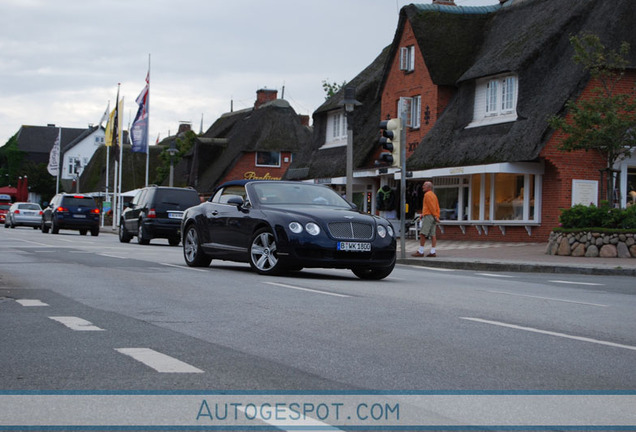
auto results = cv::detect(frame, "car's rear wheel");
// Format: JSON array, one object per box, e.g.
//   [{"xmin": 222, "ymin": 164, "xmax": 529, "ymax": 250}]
[
  {"xmin": 183, "ymin": 224, "xmax": 211, "ymax": 267},
  {"xmin": 119, "ymin": 221, "xmax": 132, "ymax": 243},
  {"xmin": 79, "ymin": 229, "xmax": 87, "ymax": 235},
  {"xmin": 41, "ymin": 220, "xmax": 49, "ymax": 234},
  {"xmin": 90, "ymin": 228, "xmax": 99, "ymax": 237},
  {"xmin": 352, "ymin": 255, "xmax": 396, "ymax": 280},
  {"xmin": 249, "ymin": 228, "xmax": 284, "ymax": 276},
  {"xmin": 137, "ymin": 221, "xmax": 150, "ymax": 245},
  {"xmin": 51, "ymin": 219, "xmax": 59, "ymax": 234}
]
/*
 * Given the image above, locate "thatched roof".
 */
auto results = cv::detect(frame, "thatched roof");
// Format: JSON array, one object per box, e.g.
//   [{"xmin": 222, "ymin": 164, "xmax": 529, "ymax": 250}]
[
  {"xmin": 15, "ymin": 125, "xmax": 86, "ymax": 164},
  {"xmin": 407, "ymin": 0, "xmax": 636, "ymax": 170},
  {"xmin": 192, "ymin": 99, "xmax": 311, "ymax": 192},
  {"xmin": 285, "ymin": 46, "xmax": 391, "ymax": 180}
]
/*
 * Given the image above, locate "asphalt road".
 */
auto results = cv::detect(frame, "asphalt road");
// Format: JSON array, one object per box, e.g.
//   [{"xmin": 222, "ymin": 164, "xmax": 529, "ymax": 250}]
[{"xmin": 1, "ymin": 227, "xmax": 635, "ymax": 392}]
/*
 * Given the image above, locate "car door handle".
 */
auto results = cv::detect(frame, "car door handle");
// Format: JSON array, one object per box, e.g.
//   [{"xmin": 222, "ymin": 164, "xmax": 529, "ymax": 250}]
[{"xmin": 211, "ymin": 210, "xmax": 219, "ymax": 216}]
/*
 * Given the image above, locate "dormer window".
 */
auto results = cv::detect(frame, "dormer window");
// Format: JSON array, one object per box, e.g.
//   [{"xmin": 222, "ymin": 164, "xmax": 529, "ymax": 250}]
[
  {"xmin": 468, "ymin": 74, "xmax": 519, "ymax": 128},
  {"xmin": 320, "ymin": 110, "xmax": 348, "ymax": 149},
  {"xmin": 400, "ymin": 46, "xmax": 415, "ymax": 72}
]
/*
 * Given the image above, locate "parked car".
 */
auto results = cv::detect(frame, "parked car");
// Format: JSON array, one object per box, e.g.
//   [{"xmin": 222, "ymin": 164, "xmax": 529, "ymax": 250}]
[
  {"xmin": 119, "ymin": 185, "xmax": 200, "ymax": 246},
  {"xmin": 0, "ymin": 194, "xmax": 12, "ymax": 226},
  {"xmin": 5, "ymin": 202, "xmax": 42, "ymax": 229},
  {"xmin": 181, "ymin": 180, "xmax": 397, "ymax": 279},
  {"xmin": 41, "ymin": 194, "xmax": 100, "ymax": 236}
]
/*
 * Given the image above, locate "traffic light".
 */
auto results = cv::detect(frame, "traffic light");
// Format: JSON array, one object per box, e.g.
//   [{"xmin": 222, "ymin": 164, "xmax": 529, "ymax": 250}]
[{"xmin": 376, "ymin": 118, "xmax": 401, "ymax": 168}]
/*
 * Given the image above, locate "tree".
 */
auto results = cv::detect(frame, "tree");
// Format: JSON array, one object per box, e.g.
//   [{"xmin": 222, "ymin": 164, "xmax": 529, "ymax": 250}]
[
  {"xmin": 322, "ymin": 80, "xmax": 347, "ymax": 100},
  {"xmin": 153, "ymin": 130, "xmax": 196, "ymax": 185},
  {"xmin": 549, "ymin": 33, "xmax": 636, "ymax": 206}
]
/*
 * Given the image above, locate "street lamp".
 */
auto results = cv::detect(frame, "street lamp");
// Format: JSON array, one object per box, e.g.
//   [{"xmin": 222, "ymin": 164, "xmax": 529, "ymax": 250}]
[
  {"xmin": 167, "ymin": 140, "xmax": 178, "ymax": 187},
  {"xmin": 339, "ymin": 86, "xmax": 361, "ymax": 204}
]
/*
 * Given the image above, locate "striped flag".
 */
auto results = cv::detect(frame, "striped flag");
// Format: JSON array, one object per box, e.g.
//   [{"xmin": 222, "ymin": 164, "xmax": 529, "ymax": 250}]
[{"xmin": 131, "ymin": 71, "xmax": 149, "ymax": 153}]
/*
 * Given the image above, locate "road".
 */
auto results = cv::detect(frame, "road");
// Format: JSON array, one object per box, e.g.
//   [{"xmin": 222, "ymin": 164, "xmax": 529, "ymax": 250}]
[{"xmin": 1, "ymin": 227, "xmax": 635, "ymax": 392}]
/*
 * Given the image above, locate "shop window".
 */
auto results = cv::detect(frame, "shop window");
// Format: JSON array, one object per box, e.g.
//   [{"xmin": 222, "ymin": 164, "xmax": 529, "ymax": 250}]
[
  {"xmin": 628, "ymin": 168, "xmax": 636, "ymax": 207},
  {"xmin": 255, "ymin": 151, "xmax": 281, "ymax": 167}
]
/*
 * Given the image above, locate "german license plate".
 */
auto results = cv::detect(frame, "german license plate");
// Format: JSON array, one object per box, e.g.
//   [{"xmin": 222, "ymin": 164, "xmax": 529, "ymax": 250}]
[
  {"xmin": 338, "ymin": 242, "xmax": 371, "ymax": 252},
  {"xmin": 168, "ymin": 211, "xmax": 184, "ymax": 219},
  {"xmin": 73, "ymin": 214, "xmax": 86, "ymax": 218}
]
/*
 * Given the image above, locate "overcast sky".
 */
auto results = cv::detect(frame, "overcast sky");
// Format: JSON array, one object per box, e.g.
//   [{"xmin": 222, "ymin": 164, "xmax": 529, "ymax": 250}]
[{"xmin": 0, "ymin": 0, "xmax": 498, "ymax": 146}]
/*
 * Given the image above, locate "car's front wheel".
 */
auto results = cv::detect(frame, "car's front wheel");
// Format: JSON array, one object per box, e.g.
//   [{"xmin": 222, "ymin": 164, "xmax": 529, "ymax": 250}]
[
  {"xmin": 352, "ymin": 255, "xmax": 396, "ymax": 280},
  {"xmin": 183, "ymin": 224, "xmax": 211, "ymax": 267},
  {"xmin": 249, "ymin": 228, "xmax": 284, "ymax": 276}
]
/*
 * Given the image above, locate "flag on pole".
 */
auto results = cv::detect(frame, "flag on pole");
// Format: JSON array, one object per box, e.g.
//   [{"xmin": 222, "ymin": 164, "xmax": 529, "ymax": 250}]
[
  {"xmin": 105, "ymin": 86, "xmax": 122, "ymax": 161},
  {"xmin": 131, "ymin": 71, "xmax": 149, "ymax": 153},
  {"xmin": 47, "ymin": 128, "xmax": 61, "ymax": 176}
]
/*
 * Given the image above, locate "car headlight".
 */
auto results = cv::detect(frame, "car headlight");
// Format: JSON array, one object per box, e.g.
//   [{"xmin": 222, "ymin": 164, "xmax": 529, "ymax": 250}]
[
  {"xmin": 387, "ymin": 224, "xmax": 394, "ymax": 237},
  {"xmin": 289, "ymin": 222, "xmax": 303, "ymax": 234},
  {"xmin": 377, "ymin": 225, "xmax": 387, "ymax": 238},
  {"xmin": 305, "ymin": 222, "xmax": 321, "ymax": 236}
]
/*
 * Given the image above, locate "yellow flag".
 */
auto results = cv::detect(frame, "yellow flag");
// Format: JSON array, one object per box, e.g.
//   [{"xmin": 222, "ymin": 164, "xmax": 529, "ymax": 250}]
[{"xmin": 104, "ymin": 106, "xmax": 116, "ymax": 147}]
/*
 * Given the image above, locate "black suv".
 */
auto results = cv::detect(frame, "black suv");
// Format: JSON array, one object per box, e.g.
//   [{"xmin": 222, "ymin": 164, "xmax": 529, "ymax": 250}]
[
  {"xmin": 41, "ymin": 193, "xmax": 100, "ymax": 236},
  {"xmin": 119, "ymin": 186, "xmax": 200, "ymax": 246}
]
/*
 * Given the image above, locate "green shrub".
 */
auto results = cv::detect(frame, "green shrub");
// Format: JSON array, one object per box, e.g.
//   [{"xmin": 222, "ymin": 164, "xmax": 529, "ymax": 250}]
[{"xmin": 559, "ymin": 202, "xmax": 636, "ymax": 230}]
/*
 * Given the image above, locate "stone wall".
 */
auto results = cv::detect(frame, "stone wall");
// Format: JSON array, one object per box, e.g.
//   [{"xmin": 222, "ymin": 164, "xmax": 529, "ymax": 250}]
[{"xmin": 546, "ymin": 231, "xmax": 636, "ymax": 258}]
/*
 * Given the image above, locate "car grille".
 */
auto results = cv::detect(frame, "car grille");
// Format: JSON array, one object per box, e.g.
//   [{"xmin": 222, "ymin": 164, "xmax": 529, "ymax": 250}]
[{"xmin": 328, "ymin": 222, "xmax": 373, "ymax": 240}]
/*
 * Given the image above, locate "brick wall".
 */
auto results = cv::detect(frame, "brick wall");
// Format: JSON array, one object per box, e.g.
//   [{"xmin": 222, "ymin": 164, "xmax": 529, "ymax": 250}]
[{"xmin": 221, "ymin": 151, "xmax": 294, "ymax": 183}]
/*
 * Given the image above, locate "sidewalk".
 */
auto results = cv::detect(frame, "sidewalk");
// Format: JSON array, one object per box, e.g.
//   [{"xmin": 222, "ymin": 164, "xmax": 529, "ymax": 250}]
[{"xmin": 396, "ymin": 238, "xmax": 636, "ymax": 276}]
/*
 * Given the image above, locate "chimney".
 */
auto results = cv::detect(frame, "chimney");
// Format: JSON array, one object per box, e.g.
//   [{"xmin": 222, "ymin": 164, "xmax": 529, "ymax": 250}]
[
  {"xmin": 432, "ymin": 0, "xmax": 456, "ymax": 5},
  {"xmin": 255, "ymin": 88, "xmax": 278, "ymax": 109},
  {"xmin": 298, "ymin": 115, "xmax": 310, "ymax": 127},
  {"xmin": 177, "ymin": 122, "xmax": 192, "ymax": 135}
]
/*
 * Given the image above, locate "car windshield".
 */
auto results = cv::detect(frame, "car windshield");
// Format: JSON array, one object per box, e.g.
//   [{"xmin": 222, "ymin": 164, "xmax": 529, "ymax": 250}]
[
  {"xmin": 251, "ymin": 183, "xmax": 351, "ymax": 208},
  {"xmin": 0, "ymin": 204, "xmax": 10, "ymax": 210}
]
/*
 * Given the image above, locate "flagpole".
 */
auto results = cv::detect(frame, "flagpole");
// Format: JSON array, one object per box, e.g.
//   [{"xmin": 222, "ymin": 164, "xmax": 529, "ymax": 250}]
[
  {"xmin": 145, "ymin": 54, "xmax": 150, "ymax": 187},
  {"xmin": 117, "ymin": 96, "xmax": 124, "ymax": 226},
  {"xmin": 56, "ymin": 128, "xmax": 61, "ymax": 194}
]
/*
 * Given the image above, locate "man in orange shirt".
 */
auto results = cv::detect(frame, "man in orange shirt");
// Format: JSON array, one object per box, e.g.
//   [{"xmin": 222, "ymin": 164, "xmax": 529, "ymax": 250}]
[{"xmin": 412, "ymin": 181, "xmax": 440, "ymax": 257}]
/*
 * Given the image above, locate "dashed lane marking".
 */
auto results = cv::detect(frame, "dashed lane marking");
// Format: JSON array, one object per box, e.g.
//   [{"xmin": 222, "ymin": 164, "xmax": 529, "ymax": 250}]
[
  {"xmin": 461, "ymin": 317, "xmax": 636, "ymax": 351},
  {"xmin": 478, "ymin": 290, "xmax": 609, "ymax": 307},
  {"xmin": 264, "ymin": 282, "xmax": 351, "ymax": 298},
  {"xmin": 549, "ymin": 280, "xmax": 604, "ymax": 286},
  {"xmin": 49, "ymin": 316, "xmax": 105, "ymax": 331},
  {"xmin": 115, "ymin": 348, "xmax": 204, "ymax": 373},
  {"xmin": 16, "ymin": 299, "xmax": 49, "ymax": 307},
  {"xmin": 476, "ymin": 273, "xmax": 515, "ymax": 278}
]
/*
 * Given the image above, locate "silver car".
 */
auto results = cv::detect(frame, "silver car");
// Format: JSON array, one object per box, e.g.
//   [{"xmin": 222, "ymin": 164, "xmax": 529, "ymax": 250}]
[{"xmin": 5, "ymin": 202, "xmax": 42, "ymax": 229}]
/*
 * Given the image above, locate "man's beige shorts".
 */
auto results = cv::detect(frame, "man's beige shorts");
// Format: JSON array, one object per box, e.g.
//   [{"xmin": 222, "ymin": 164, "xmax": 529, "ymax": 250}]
[{"xmin": 419, "ymin": 214, "xmax": 437, "ymax": 239}]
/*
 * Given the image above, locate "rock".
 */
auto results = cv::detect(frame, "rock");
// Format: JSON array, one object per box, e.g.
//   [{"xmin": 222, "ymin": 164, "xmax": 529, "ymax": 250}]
[
  {"xmin": 599, "ymin": 244, "xmax": 617, "ymax": 258},
  {"xmin": 585, "ymin": 245, "xmax": 599, "ymax": 257},
  {"xmin": 630, "ymin": 245, "xmax": 636, "ymax": 258},
  {"xmin": 617, "ymin": 242, "xmax": 631, "ymax": 258},
  {"xmin": 557, "ymin": 240, "xmax": 571, "ymax": 256},
  {"xmin": 571, "ymin": 243, "xmax": 586, "ymax": 257}
]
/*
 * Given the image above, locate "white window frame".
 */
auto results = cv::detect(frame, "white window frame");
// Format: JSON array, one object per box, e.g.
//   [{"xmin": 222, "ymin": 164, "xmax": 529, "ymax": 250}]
[
  {"xmin": 400, "ymin": 46, "xmax": 415, "ymax": 72},
  {"xmin": 468, "ymin": 74, "xmax": 519, "ymax": 128},
  {"xmin": 321, "ymin": 110, "xmax": 348, "ymax": 149},
  {"xmin": 398, "ymin": 96, "xmax": 421, "ymax": 129},
  {"xmin": 255, "ymin": 151, "xmax": 281, "ymax": 168}
]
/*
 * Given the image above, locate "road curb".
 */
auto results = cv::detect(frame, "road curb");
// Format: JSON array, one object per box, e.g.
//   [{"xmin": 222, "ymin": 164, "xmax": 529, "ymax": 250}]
[{"xmin": 397, "ymin": 258, "xmax": 636, "ymax": 276}]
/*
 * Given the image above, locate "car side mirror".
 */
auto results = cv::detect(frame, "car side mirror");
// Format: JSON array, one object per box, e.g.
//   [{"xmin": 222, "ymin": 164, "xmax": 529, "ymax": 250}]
[{"xmin": 227, "ymin": 196, "xmax": 244, "ymax": 207}]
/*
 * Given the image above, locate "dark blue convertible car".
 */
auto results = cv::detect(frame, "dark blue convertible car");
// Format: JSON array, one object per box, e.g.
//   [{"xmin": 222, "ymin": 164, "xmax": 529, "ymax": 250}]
[{"xmin": 181, "ymin": 180, "xmax": 396, "ymax": 279}]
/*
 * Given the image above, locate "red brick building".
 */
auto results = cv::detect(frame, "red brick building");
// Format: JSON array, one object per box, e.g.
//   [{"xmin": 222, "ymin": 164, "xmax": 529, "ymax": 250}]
[{"xmin": 288, "ymin": 0, "xmax": 636, "ymax": 242}]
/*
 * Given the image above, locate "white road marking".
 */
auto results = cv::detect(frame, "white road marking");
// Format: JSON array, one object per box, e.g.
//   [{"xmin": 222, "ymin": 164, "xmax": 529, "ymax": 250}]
[
  {"xmin": 461, "ymin": 317, "xmax": 636, "ymax": 351},
  {"xmin": 99, "ymin": 253, "xmax": 128, "ymax": 259},
  {"xmin": 264, "ymin": 282, "xmax": 351, "ymax": 298},
  {"xmin": 16, "ymin": 299, "xmax": 49, "ymax": 307},
  {"xmin": 476, "ymin": 273, "xmax": 514, "ymax": 278},
  {"xmin": 115, "ymin": 348, "xmax": 204, "ymax": 373},
  {"xmin": 549, "ymin": 280, "xmax": 604, "ymax": 286},
  {"xmin": 161, "ymin": 262, "xmax": 208, "ymax": 272},
  {"xmin": 479, "ymin": 290, "xmax": 608, "ymax": 307},
  {"xmin": 49, "ymin": 316, "xmax": 105, "ymax": 331},
  {"xmin": 403, "ymin": 265, "xmax": 455, "ymax": 272}
]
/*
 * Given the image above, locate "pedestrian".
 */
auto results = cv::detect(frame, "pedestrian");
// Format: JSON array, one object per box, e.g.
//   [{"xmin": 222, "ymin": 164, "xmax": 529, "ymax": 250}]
[{"xmin": 411, "ymin": 181, "xmax": 440, "ymax": 257}]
